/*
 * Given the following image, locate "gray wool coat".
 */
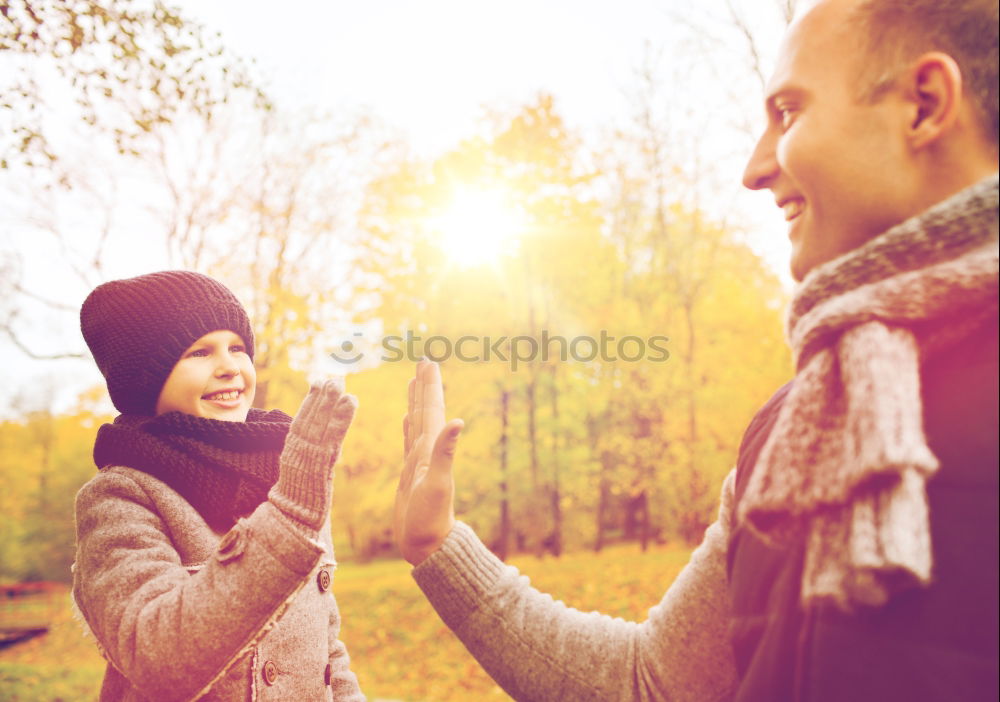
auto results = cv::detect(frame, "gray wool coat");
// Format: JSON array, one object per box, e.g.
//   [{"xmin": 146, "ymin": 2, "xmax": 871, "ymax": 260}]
[{"xmin": 73, "ymin": 465, "xmax": 365, "ymax": 702}]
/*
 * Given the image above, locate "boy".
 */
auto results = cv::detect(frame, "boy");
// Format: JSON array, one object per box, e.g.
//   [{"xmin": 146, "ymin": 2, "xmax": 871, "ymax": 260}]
[{"xmin": 75, "ymin": 270, "xmax": 365, "ymax": 701}]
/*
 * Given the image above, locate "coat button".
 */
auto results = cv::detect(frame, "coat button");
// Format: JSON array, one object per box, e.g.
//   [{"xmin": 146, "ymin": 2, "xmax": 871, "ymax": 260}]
[
  {"xmin": 216, "ymin": 524, "xmax": 245, "ymax": 564},
  {"xmin": 317, "ymin": 568, "xmax": 331, "ymax": 592},
  {"xmin": 324, "ymin": 662, "xmax": 332, "ymax": 686},
  {"xmin": 262, "ymin": 660, "xmax": 278, "ymax": 686}
]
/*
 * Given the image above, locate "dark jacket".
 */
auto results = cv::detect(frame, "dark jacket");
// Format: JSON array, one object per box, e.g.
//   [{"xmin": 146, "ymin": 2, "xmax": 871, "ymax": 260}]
[{"xmin": 727, "ymin": 318, "xmax": 999, "ymax": 702}]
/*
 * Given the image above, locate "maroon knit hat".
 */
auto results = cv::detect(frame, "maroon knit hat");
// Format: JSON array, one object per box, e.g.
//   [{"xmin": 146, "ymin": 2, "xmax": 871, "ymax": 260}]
[{"xmin": 80, "ymin": 271, "xmax": 255, "ymax": 416}]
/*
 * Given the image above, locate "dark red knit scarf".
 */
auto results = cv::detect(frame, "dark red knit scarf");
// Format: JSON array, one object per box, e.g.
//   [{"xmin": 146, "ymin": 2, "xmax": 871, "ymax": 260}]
[{"xmin": 93, "ymin": 408, "xmax": 292, "ymax": 532}]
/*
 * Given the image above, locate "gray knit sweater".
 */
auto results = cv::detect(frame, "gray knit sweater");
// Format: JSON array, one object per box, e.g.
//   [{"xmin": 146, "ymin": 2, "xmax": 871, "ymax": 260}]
[{"xmin": 412, "ymin": 471, "xmax": 739, "ymax": 702}]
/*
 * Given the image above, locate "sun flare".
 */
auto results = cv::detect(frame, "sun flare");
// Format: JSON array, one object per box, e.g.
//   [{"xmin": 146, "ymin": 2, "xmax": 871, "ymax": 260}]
[{"xmin": 431, "ymin": 187, "xmax": 524, "ymax": 267}]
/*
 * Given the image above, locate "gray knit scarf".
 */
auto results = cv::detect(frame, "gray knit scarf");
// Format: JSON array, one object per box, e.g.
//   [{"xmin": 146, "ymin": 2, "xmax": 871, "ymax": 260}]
[{"xmin": 738, "ymin": 173, "xmax": 999, "ymax": 610}]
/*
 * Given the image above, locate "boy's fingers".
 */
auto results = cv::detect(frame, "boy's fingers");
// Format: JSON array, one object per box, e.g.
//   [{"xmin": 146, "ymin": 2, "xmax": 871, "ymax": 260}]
[
  {"xmin": 334, "ymin": 392, "xmax": 357, "ymax": 422},
  {"xmin": 297, "ymin": 383, "xmax": 322, "ymax": 421},
  {"xmin": 310, "ymin": 379, "xmax": 343, "ymax": 442},
  {"xmin": 291, "ymin": 383, "xmax": 324, "ymax": 442},
  {"xmin": 325, "ymin": 375, "xmax": 346, "ymax": 396},
  {"xmin": 291, "ymin": 378, "xmax": 347, "ymax": 445},
  {"xmin": 321, "ymin": 393, "xmax": 357, "ymax": 447}
]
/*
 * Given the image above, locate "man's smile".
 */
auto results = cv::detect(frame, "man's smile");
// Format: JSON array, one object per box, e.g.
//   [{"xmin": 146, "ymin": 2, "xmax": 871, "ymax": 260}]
[{"xmin": 779, "ymin": 197, "xmax": 805, "ymax": 222}]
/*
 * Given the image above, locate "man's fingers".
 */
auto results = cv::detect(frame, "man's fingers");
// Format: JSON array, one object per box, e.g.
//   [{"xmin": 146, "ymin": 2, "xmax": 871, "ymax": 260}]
[
  {"xmin": 397, "ymin": 362, "xmax": 460, "ymax": 563},
  {"xmin": 396, "ymin": 467, "xmax": 414, "ymax": 506},
  {"xmin": 429, "ymin": 419, "xmax": 464, "ymax": 479},
  {"xmin": 419, "ymin": 360, "xmax": 446, "ymax": 441},
  {"xmin": 398, "ymin": 434, "xmax": 430, "ymax": 496},
  {"xmin": 407, "ymin": 377, "xmax": 416, "ymax": 449},
  {"xmin": 402, "ymin": 412, "xmax": 410, "ymax": 458}
]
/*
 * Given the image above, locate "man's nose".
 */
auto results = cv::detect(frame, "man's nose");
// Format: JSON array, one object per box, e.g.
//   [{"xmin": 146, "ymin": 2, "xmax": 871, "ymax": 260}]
[{"xmin": 742, "ymin": 130, "xmax": 779, "ymax": 191}]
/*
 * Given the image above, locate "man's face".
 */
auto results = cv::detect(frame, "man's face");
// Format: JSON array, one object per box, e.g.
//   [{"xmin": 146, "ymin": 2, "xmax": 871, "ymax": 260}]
[
  {"xmin": 742, "ymin": 0, "xmax": 917, "ymax": 281},
  {"xmin": 155, "ymin": 329, "xmax": 256, "ymax": 421}
]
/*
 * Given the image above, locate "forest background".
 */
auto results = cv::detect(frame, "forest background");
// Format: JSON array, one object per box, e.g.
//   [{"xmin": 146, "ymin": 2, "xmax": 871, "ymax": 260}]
[
  {"xmin": 2, "ymin": 2, "xmax": 801, "ymax": 697},
  {"xmin": 0, "ymin": 0, "xmax": 796, "ymax": 590}
]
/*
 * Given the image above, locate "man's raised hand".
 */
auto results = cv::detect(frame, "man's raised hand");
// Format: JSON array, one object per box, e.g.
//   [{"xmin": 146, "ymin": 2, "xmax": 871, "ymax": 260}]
[{"xmin": 394, "ymin": 360, "xmax": 464, "ymax": 566}]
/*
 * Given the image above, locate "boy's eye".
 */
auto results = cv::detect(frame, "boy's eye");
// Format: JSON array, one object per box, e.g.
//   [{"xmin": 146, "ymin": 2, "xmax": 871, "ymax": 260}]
[
  {"xmin": 229, "ymin": 345, "xmax": 246, "ymax": 354},
  {"xmin": 187, "ymin": 348, "xmax": 209, "ymax": 358}
]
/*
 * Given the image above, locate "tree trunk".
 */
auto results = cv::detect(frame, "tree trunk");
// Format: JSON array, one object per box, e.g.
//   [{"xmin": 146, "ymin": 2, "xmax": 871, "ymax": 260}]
[
  {"xmin": 548, "ymin": 367, "xmax": 562, "ymax": 557},
  {"xmin": 684, "ymin": 297, "xmax": 698, "ymax": 473},
  {"xmin": 625, "ymin": 491, "xmax": 650, "ymax": 552},
  {"xmin": 639, "ymin": 490, "xmax": 651, "ymax": 552},
  {"xmin": 497, "ymin": 388, "xmax": 511, "ymax": 561},
  {"xmin": 594, "ymin": 471, "xmax": 608, "ymax": 553},
  {"xmin": 590, "ymin": 410, "xmax": 611, "ymax": 553},
  {"xmin": 253, "ymin": 377, "xmax": 269, "ymax": 409},
  {"xmin": 526, "ymin": 377, "xmax": 539, "ymax": 489}
]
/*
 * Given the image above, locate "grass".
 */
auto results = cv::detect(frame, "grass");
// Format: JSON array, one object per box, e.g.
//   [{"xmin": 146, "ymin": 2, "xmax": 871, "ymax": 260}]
[
  {"xmin": 0, "ymin": 540, "xmax": 691, "ymax": 702},
  {"xmin": 0, "ymin": 593, "xmax": 106, "ymax": 702}
]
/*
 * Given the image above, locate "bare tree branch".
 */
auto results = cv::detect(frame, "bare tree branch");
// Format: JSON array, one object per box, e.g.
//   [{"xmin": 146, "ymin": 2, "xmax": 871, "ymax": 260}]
[
  {"xmin": 12, "ymin": 282, "xmax": 77, "ymax": 312},
  {"xmin": 2, "ymin": 323, "xmax": 87, "ymax": 360},
  {"xmin": 779, "ymin": 0, "xmax": 798, "ymax": 24},
  {"xmin": 726, "ymin": 0, "xmax": 768, "ymax": 92}
]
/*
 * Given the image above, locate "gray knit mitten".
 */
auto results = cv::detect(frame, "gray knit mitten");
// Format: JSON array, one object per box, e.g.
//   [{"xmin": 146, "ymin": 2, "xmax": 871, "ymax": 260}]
[{"xmin": 269, "ymin": 378, "xmax": 357, "ymax": 534}]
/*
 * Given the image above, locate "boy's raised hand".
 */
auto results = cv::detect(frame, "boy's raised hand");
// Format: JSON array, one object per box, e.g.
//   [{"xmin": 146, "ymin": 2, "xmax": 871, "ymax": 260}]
[
  {"xmin": 288, "ymin": 377, "xmax": 357, "ymax": 461},
  {"xmin": 395, "ymin": 360, "xmax": 464, "ymax": 566},
  {"xmin": 271, "ymin": 378, "xmax": 357, "ymax": 533}
]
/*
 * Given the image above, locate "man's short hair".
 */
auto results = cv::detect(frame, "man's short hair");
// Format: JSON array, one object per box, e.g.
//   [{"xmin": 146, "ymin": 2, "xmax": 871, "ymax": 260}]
[{"xmin": 850, "ymin": 0, "xmax": 999, "ymax": 147}]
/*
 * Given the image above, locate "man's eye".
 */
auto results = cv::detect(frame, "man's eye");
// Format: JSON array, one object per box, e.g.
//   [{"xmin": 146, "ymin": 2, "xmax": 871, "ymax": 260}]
[{"xmin": 776, "ymin": 107, "xmax": 795, "ymax": 129}]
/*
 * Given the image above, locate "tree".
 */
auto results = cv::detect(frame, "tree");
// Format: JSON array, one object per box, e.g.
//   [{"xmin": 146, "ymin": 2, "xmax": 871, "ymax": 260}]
[
  {"xmin": 580, "ymin": 16, "xmax": 798, "ymax": 545},
  {"xmin": 209, "ymin": 108, "xmax": 386, "ymax": 411},
  {"xmin": 1, "ymin": 2, "xmax": 387, "ymax": 419},
  {"xmin": 1, "ymin": 0, "xmax": 269, "ymax": 374},
  {"xmin": 0, "ymin": 386, "xmax": 110, "ymax": 583},
  {"xmin": 352, "ymin": 93, "xmax": 790, "ymax": 558},
  {"xmin": 1, "ymin": 0, "xmax": 266, "ymax": 178},
  {"xmin": 354, "ymin": 95, "xmax": 610, "ymax": 556}
]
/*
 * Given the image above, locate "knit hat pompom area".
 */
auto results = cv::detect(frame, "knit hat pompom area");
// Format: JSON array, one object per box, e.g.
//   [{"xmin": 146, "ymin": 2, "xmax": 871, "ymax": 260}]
[{"xmin": 80, "ymin": 271, "xmax": 255, "ymax": 416}]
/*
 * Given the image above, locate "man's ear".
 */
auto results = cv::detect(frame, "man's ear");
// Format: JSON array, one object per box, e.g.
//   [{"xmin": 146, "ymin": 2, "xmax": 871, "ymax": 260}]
[{"xmin": 901, "ymin": 51, "xmax": 963, "ymax": 150}]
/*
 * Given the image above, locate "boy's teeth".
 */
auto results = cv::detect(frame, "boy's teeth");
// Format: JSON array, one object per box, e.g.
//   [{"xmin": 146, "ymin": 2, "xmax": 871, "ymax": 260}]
[{"xmin": 205, "ymin": 390, "xmax": 240, "ymax": 401}]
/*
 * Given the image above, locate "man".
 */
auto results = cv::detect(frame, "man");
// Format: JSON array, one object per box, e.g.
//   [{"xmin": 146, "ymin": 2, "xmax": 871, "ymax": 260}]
[{"xmin": 394, "ymin": 0, "xmax": 999, "ymax": 700}]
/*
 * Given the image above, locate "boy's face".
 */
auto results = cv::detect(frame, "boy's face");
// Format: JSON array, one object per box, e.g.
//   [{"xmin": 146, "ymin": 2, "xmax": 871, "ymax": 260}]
[{"xmin": 155, "ymin": 329, "xmax": 256, "ymax": 421}]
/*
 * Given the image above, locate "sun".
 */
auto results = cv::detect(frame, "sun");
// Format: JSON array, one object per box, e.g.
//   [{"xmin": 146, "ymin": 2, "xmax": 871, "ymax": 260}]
[{"xmin": 430, "ymin": 187, "xmax": 524, "ymax": 267}]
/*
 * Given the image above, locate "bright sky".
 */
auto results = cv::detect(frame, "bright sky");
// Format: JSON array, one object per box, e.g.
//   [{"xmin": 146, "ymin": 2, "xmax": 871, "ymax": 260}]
[
  {"xmin": 1, "ymin": 0, "xmax": 793, "ymax": 416},
  {"xmin": 175, "ymin": 0, "xmax": 793, "ymax": 264},
  {"xmin": 178, "ymin": 0, "xmax": 714, "ymax": 154}
]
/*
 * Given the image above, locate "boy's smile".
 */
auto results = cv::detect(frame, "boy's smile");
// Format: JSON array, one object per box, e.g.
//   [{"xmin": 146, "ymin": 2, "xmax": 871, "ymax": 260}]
[{"xmin": 155, "ymin": 329, "xmax": 256, "ymax": 421}]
